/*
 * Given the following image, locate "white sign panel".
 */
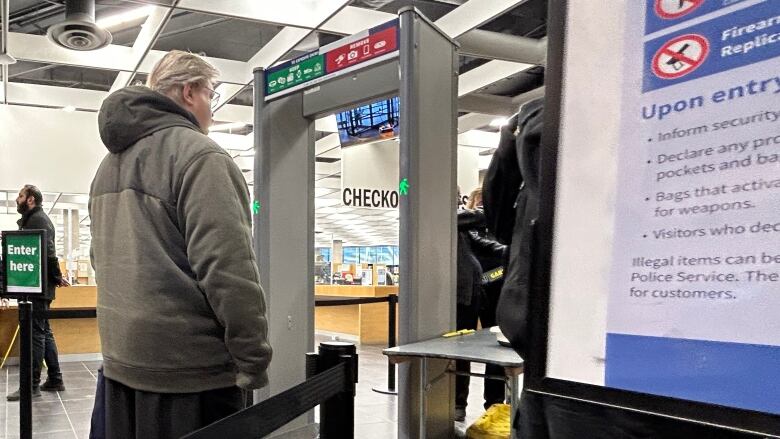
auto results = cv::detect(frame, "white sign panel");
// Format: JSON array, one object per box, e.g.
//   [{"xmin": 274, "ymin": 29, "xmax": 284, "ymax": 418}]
[
  {"xmin": 541, "ymin": 4, "xmax": 780, "ymax": 436},
  {"xmin": 340, "ymin": 139, "xmax": 400, "ymax": 210},
  {"xmin": 603, "ymin": 0, "xmax": 780, "ymax": 415}
]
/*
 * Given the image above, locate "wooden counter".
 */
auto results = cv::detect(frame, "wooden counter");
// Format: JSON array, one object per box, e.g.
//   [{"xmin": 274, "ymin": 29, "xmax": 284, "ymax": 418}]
[
  {"xmin": 314, "ymin": 285, "xmax": 399, "ymax": 344},
  {"xmin": 1, "ymin": 285, "xmax": 99, "ymax": 361},
  {"xmin": 1, "ymin": 282, "xmax": 398, "ymax": 360}
]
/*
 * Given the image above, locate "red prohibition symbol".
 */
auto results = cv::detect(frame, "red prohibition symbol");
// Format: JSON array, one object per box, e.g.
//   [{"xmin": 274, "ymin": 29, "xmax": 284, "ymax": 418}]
[
  {"xmin": 655, "ymin": 0, "xmax": 705, "ymax": 20},
  {"xmin": 651, "ymin": 34, "xmax": 709, "ymax": 80}
]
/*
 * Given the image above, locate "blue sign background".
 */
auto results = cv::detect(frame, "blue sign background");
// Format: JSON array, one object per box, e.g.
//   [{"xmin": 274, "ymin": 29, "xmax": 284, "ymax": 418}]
[
  {"xmin": 606, "ymin": 334, "xmax": 780, "ymax": 414},
  {"xmin": 643, "ymin": 1, "xmax": 780, "ymax": 92}
]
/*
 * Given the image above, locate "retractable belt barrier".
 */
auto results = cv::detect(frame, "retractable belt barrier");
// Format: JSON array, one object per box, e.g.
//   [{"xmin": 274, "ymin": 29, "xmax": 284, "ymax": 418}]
[
  {"xmin": 182, "ymin": 342, "xmax": 358, "ymax": 439},
  {"xmin": 42, "ymin": 309, "xmax": 97, "ymax": 319},
  {"xmin": 315, "ymin": 296, "xmax": 390, "ymax": 306},
  {"xmin": 315, "ymin": 294, "xmax": 398, "ymax": 395}
]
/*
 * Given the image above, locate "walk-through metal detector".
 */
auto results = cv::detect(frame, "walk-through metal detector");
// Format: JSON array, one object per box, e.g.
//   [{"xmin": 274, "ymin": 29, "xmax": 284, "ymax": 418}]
[{"xmin": 252, "ymin": 7, "xmax": 459, "ymax": 438}]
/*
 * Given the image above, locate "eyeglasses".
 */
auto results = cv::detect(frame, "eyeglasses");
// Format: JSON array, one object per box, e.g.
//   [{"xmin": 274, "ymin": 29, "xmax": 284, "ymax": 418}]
[{"xmin": 204, "ymin": 86, "xmax": 221, "ymax": 110}]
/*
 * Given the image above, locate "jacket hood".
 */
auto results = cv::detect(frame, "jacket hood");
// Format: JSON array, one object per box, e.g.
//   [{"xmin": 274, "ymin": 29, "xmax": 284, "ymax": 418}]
[{"xmin": 98, "ymin": 86, "xmax": 202, "ymax": 153}]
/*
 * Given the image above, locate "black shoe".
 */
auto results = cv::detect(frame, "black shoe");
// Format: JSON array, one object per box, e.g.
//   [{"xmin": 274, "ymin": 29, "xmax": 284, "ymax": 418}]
[
  {"xmin": 41, "ymin": 380, "xmax": 65, "ymax": 392},
  {"xmin": 7, "ymin": 387, "xmax": 42, "ymax": 401},
  {"xmin": 454, "ymin": 407, "xmax": 466, "ymax": 422}
]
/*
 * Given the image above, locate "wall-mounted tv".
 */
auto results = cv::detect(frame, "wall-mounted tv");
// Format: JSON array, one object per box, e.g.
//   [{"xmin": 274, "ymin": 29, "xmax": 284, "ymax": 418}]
[{"xmin": 336, "ymin": 96, "xmax": 399, "ymax": 147}]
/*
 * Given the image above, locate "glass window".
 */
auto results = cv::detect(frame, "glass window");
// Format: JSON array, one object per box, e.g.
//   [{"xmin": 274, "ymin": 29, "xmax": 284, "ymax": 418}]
[
  {"xmin": 365, "ymin": 246, "xmax": 378, "ymax": 264},
  {"xmin": 343, "ymin": 247, "xmax": 359, "ymax": 264},
  {"xmin": 376, "ymin": 246, "xmax": 394, "ymax": 265},
  {"xmin": 315, "ymin": 247, "xmax": 331, "ymax": 263}
]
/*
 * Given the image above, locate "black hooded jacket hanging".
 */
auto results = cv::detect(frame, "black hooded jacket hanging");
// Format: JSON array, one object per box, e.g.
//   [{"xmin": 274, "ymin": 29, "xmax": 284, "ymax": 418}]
[{"xmin": 482, "ymin": 98, "xmax": 544, "ymax": 359}]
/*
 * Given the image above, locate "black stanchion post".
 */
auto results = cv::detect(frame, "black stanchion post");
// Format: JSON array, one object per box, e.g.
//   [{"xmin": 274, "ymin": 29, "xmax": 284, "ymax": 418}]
[
  {"xmin": 19, "ymin": 298, "xmax": 33, "ymax": 439},
  {"xmin": 373, "ymin": 294, "xmax": 398, "ymax": 395},
  {"xmin": 318, "ymin": 342, "xmax": 357, "ymax": 439},
  {"xmin": 387, "ymin": 294, "xmax": 397, "ymax": 391}
]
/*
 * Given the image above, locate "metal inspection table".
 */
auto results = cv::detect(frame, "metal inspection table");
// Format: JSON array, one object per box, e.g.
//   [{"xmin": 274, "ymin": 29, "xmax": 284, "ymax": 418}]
[{"xmin": 384, "ymin": 328, "xmax": 524, "ymax": 439}]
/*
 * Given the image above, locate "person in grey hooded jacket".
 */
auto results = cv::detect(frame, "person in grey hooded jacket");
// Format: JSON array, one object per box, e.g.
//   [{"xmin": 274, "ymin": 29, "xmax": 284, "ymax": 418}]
[{"xmin": 89, "ymin": 50, "xmax": 272, "ymax": 438}]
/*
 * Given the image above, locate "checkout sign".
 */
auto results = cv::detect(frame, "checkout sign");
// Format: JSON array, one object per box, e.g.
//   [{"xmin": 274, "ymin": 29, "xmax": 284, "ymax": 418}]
[{"xmin": 2, "ymin": 231, "xmax": 45, "ymax": 295}]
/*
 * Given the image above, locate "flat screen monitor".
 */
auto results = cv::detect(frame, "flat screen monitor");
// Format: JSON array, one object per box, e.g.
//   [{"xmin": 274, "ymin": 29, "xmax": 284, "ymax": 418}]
[{"xmin": 336, "ymin": 96, "xmax": 399, "ymax": 147}]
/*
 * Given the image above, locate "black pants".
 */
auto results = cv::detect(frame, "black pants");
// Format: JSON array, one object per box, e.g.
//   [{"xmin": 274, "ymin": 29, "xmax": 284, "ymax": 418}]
[
  {"xmin": 96, "ymin": 376, "xmax": 245, "ymax": 439},
  {"xmin": 478, "ymin": 281, "xmax": 506, "ymax": 407},
  {"xmin": 456, "ymin": 290, "xmax": 506, "ymax": 410},
  {"xmin": 32, "ymin": 300, "xmax": 62, "ymax": 387}
]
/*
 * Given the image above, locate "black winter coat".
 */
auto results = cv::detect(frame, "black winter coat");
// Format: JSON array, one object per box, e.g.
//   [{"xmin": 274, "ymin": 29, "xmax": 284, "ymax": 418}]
[
  {"xmin": 456, "ymin": 209, "xmax": 484, "ymax": 307},
  {"xmin": 457, "ymin": 209, "xmax": 506, "ymax": 307},
  {"xmin": 483, "ymin": 98, "xmax": 544, "ymax": 358},
  {"xmin": 459, "ymin": 209, "xmax": 506, "ymax": 274},
  {"xmin": 17, "ymin": 206, "xmax": 63, "ymax": 301}
]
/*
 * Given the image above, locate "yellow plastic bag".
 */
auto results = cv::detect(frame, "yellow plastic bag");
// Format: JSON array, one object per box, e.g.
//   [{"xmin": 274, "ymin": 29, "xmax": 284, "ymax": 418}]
[{"xmin": 466, "ymin": 403, "xmax": 511, "ymax": 439}]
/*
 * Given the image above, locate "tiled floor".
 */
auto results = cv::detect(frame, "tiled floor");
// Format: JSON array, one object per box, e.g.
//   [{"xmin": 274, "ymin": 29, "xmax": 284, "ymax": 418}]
[
  {"xmin": 0, "ymin": 340, "xmax": 501, "ymax": 439},
  {"xmin": 2, "ymin": 360, "xmax": 101, "ymax": 439}
]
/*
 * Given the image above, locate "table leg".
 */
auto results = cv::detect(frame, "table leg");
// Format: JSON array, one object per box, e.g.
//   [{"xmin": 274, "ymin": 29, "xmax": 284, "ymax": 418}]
[
  {"xmin": 419, "ymin": 358, "xmax": 427, "ymax": 439},
  {"xmin": 509, "ymin": 372, "xmax": 519, "ymax": 439}
]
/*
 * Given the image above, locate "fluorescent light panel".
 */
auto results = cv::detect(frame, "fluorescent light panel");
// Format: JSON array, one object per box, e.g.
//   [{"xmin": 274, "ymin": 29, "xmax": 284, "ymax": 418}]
[
  {"xmin": 211, "ymin": 122, "xmax": 248, "ymax": 132},
  {"xmin": 97, "ymin": 5, "xmax": 155, "ymax": 30}
]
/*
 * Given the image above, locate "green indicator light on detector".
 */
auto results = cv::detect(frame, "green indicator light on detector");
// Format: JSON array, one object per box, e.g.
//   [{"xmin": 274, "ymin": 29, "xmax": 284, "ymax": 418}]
[
  {"xmin": 252, "ymin": 200, "xmax": 261, "ymax": 215},
  {"xmin": 399, "ymin": 178, "xmax": 409, "ymax": 196}
]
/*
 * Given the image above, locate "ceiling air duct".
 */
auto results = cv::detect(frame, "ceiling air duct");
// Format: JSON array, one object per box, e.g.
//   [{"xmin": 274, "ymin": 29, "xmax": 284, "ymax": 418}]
[{"xmin": 47, "ymin": 0, "xmax": 111, "ymax": 51}]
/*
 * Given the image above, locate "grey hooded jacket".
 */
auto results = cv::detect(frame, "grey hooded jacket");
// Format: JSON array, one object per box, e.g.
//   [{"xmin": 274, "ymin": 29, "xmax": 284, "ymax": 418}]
[{"xmin": 90, "ymin": 86, "xmax": 272, "ymax": 393}]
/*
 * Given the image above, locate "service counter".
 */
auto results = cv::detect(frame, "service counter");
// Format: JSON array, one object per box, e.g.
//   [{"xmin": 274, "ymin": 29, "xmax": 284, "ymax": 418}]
[
  {"xmin": 1, "ymin": 285, "xmax": 99, "ymax": 363},
  {"xmin": 0, "ymin": 282, "xmax": 399, "ymax": 360},
  {"xmin": 314, "ymin": 285, "xmax": 398, "ymax": 344}
]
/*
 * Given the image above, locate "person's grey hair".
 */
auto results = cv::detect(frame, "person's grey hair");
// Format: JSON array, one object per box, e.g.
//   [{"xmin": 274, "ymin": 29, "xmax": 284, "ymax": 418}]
[{"xmin": 147, "ymin": 50, "xmax": 219, "ymax": 103}]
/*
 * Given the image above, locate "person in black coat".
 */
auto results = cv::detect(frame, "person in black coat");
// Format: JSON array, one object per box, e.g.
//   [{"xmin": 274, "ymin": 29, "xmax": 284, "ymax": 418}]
[
  {"xmin": 455, "ymin": 203, "xmax": 507, "ymax": 421},
  {"xmin": 7, "ymin": 185, "xmax": 69, "ymax": 401}
]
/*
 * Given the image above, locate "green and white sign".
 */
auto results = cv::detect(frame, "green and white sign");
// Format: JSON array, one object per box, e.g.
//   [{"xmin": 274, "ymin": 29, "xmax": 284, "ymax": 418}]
[
  {"xmin": 266, "ymin": 53, "xmax": 325, "ymax": 95},
  {"xmin": 2, "ymin": 232, "xmax": 44, "ymax": 294}
]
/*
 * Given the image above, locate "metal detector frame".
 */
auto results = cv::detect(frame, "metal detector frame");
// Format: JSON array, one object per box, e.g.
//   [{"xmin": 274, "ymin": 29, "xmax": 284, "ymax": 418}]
[
  {"xmin": 525, "ymin": 2, "xmax": 780, "ymax": 437},
  {"xmin": 252, "ymin": 8, "xmax": 459, "ymax": 438}
]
